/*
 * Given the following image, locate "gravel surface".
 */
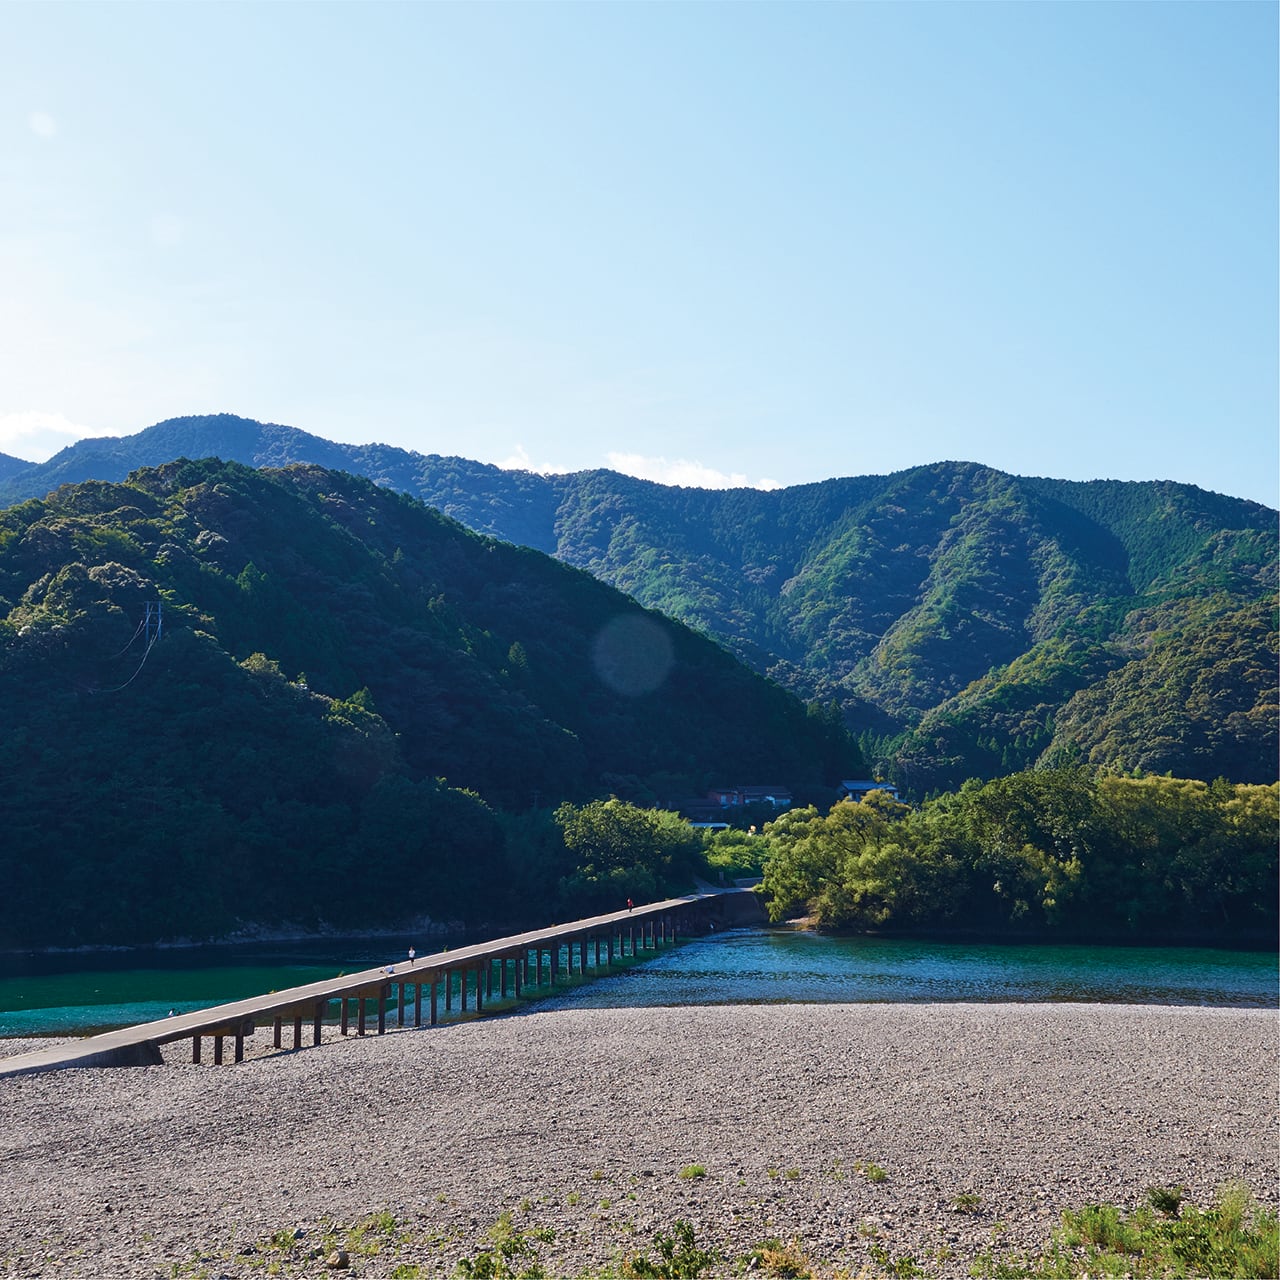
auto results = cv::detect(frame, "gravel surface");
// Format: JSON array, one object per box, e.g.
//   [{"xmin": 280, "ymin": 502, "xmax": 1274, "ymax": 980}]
[{"xmin": 0, "ymin": 1002, "xmax": 1275, "ymax": 1278}]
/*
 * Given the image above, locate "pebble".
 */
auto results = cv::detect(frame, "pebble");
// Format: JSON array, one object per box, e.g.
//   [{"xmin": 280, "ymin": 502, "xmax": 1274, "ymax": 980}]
[{"xmin": 0, "ymin": 1003, "xmax": 1275, "ymax": 1277}]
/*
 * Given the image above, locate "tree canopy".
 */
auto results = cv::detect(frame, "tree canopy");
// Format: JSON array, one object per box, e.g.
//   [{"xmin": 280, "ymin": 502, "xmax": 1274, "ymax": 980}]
[
  {"xmin": 760, "ymin": 771, "xmax": 1278, "ymax": 945},
  {"xmin": 3, "ymin": 416, "xmax": 1272, "ymax": 796}
]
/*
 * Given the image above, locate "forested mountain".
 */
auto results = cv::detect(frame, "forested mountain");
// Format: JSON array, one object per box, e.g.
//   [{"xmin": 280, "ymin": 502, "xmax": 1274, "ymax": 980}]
[
  {"xmin": 2, "ymin": 414, "xmax": 1274, "ymax": 795},
  {"xmin": 0, "ymin": 460, "xmax": 853, "ymax": 946}
]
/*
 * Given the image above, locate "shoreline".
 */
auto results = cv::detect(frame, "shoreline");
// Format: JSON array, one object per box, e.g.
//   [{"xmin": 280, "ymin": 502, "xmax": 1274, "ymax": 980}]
[
  {"xmin": 0, "ymin": 919, "xmax": 468, "ymax": 959},
  {"xmin": 6, "ymin": 908, "xmax": 1277, "ymax": 960},
  {"xmin": 1, "ymin": 1001, "xmax": 1274, "ymax": 1277}
]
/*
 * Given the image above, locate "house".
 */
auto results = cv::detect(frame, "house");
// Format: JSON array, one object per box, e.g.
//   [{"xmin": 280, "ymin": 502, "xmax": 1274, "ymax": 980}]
[
  {"xmin": 707, "ymin": 785, "xmax": 794, "ymax": 810},
  {"xmin": 839, "ymin": 779, "xmax": 901, "ymax": 803},
  {"xmin": 680, "ymin": 785, "xmax": 794, "ymax": 823}
]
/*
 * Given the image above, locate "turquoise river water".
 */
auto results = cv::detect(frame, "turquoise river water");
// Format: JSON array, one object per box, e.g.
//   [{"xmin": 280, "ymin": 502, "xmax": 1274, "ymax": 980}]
[{"xmin": 0, "ymin": 929, "xmax": 1274, "ymax": 1038}]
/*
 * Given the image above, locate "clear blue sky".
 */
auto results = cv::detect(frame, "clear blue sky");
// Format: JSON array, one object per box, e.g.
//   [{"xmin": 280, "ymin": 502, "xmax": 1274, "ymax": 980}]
[{"xmin": 4, "ymin": 1, "xmax": 1276, "ymax": 506}]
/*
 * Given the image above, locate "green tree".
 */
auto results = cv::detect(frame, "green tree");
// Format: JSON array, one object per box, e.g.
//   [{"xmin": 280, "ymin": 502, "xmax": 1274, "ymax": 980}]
[{"xmin": 553, "ymin": 798, "xmax": 702, "ymax": 915}]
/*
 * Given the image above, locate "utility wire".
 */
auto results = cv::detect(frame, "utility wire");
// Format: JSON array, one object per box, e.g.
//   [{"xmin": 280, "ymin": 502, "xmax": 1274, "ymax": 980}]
[
  {"xmin": 108, "ymin": 615, "xmax": 148, "ymax": 659},
  {"xmin": 93, "ymin": 602, "xmax": 163, "ymax": 694},
  {"xmin": 97, "ymin": 633, "xmax": 159, "ymax": 694}
]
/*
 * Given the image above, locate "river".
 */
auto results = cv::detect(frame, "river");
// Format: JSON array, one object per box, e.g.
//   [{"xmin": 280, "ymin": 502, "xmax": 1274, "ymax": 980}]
[{"xmin": 1, "ymin": 928, "xmax": 1274, "ymax": 1038}]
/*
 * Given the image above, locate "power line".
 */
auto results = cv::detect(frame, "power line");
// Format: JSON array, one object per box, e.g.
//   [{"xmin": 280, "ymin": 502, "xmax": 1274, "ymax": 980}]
[
  {"xmin": 108, "ymin": 615, "xmax": 148, "ymax": 659},
  {"xmin": 96, "ymin": 601, "xmax": 163, "ymax": 694}
]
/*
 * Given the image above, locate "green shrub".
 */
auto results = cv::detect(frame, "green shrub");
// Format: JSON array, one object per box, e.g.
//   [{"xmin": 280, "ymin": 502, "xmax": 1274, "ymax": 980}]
[
  {"xmin": 974, "ymin": 1183, "xmax": 1279, "ymax": 1279},
  {"xmin": 623, "ymin": 1220, "xmax": 718, "ymax": 1278}
]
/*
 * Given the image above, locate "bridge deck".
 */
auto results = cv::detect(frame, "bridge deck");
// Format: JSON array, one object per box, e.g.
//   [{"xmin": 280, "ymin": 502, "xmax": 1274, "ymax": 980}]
[{"xmin": 0, "ymin": 889, "xmax": 745, "ymax": 1078}]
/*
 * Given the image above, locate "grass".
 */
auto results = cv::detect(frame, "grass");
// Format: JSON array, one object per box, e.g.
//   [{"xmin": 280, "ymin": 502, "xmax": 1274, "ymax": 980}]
[
  {"xmin": 453, "ymin": 1211, "xmax": 548, "ymax": 1279},
  {"xmin": 621, "ymin": 1220, "xmax": 718, "ymax": 1278},
  {"xmin": 678, "ymin": 1164, "xmax": 707, "ymax": 1180},
  {"xmin": 744, "ymin": 1238, "xmax": 812, "ymax": 1278},
  {"xmin": 973, "ymin": 1182, "xmax": 1279, "ymax": 1279},
  {"xmin": 866, "ymin": 1242, "xmax": 926, "ymax": 1278},
  {"xmin": 157, "ymin": 1181, "xmax": 1280, "ymax": 1280}
]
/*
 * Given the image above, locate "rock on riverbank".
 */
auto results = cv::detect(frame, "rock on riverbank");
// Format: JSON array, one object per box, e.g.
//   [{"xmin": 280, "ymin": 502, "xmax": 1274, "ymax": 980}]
[{"xmin": 1, "ymin": 1002, "xmax": 1275, "ymax": 1277}]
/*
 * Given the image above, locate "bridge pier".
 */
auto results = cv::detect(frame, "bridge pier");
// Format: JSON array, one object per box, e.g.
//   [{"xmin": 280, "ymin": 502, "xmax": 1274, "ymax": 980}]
[{"xmin": 0, "ymin": 890, "xmax": 745, "ymax": 1078}]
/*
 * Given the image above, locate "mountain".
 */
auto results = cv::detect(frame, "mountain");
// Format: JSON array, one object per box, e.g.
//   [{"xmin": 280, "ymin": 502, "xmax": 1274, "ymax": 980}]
[
  {"xmin": 0, "ymin": 452, "xmax": 29, "ymax": 484},
  {"xmin": 0, "ymin": 460, "xmax": 854, "ymax": 947},
  {"xmin": 2, "ymin": 414, "xmax": 1274, "ymax": 794}
]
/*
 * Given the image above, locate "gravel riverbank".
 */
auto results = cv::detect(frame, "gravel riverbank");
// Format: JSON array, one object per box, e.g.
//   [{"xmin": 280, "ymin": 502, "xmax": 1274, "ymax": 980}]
[{"xmin": 1, "ymin": 1002, "xmax": 1275, "ymax": 1278}]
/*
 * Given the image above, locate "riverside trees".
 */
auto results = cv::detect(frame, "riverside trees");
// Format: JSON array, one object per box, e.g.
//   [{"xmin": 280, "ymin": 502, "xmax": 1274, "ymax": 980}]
[{"xmin": 760, "ymin": 770, "xmax": 1279, "ymax": 944}]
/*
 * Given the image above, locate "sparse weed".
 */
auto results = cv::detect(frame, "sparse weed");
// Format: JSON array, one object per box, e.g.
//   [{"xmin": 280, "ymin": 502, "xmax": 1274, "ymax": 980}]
[
  {"xmin": 623, "ymin": 1219, "xmax": 718, "ymax": 1278},
  {"xmin": 1146, "ymin": 1184, "xmax": 1185, "ymax": 1217},
  {"xmin": 745, "ymin": 1237, "xmax": 812, "ymax": 1277},
  {"xmin": 951, "ymin": 1192, "xmax": 983, "ymax": 1214},
  {"xmin": 972, "ymin": 1182, "xmax": 1279, "ymax": 1279},
  {"xmin": 678, "ymin": 1164, "xmax": 707, "ymax": 1180},
  {"xmin": 866, "ymin": 1243, "xmax": 925, "ymax": 1278},
  {"xmin": 453, "ymin": 1211, "xmax": 547, "ymax": 1279}
]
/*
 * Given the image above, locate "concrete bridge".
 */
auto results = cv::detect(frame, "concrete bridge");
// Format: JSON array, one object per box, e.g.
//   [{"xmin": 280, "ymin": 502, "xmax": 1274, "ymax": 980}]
[{"xmin": 0, "ymin": 887, "xmax": 761, "ymax": 1078}]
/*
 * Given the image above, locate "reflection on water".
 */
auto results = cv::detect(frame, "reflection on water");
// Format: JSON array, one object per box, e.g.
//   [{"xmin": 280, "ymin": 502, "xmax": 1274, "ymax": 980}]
[
  {"xmin": 0, "ymin": 938, "xmax": 416, "ymax": 1038},
  {"xmin": 551, "ymin": 929, "xmax": 1279, "ymax": 1010},
  {"xmin": 0, "ymin": 929, "xmax": 1274, "ymax": 1038}
]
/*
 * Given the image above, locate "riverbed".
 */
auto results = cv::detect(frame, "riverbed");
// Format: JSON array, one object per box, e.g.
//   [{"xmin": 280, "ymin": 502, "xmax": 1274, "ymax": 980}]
[{"xmin": 0, "ymin": 1001, "xmax": 1274, "ymax": 1278}]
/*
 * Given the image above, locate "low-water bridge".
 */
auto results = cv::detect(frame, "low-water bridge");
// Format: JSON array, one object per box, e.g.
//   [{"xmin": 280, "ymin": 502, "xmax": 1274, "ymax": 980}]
[{"xmin": 0, "ymin": 888, "xmax": 759, "ymax": 1078}]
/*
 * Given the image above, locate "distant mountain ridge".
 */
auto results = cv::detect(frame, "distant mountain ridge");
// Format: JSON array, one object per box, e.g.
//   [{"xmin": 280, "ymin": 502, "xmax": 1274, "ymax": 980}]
[
  {"xmin": 2, "ymin": 413, "xmax": 1274, "ymax": 792},
  {"xmin": 0, "ymin": 459, "xmax": 854, "ymax": 946}
]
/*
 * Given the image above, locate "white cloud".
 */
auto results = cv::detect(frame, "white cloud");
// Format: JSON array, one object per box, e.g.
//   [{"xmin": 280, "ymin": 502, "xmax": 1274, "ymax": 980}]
[
  {"xmin": 496, "ymin": 444, "xmax": 571, "ymax": 475},
  {"xmin": 606, "ymin": 451, "xmax": 780, "ymax": 490},
  {"xmin": 27, "ymin": 111, "xmax": 57, "ymax": 138},
  {"xmin": 0, "ymin": 411, "xmax": 96, "ymax": 461}
]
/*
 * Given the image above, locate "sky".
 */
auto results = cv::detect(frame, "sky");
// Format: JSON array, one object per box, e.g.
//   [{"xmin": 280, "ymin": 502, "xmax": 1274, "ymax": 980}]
[{"xmin": 3, "ymin": 2, "xmax": 1277, "ymax": 507}]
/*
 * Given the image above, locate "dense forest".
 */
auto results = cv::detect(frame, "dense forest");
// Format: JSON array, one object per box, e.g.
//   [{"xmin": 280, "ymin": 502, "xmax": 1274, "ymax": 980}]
[
  {"xmin": 0, "ymin": 461, "xmax": 853, "ymax": 947},
  {"xmin": 1, "ymin": 422, "xmax": 1275, "ymax": 951},
  {"xmin": 4, "ymin": 414, "xmax": 1272, "ymax": 797},
  {"xmin": 749, "ymin": 771, "xmax": 1278, "ymax": 946}
]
